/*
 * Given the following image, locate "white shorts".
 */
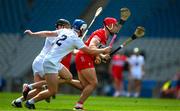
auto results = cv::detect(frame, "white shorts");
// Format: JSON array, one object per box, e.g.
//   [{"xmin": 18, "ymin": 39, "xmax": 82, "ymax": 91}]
[
  {"xmin": 131, "ymin": 72, "xmax": 143, "ymax": 80},
  {"xmin": 43, "ymin": 59, "xmax": 63, "ymax": 74},
  {"xmin": 32, "ymin": 58, "xmax": 44, "ymax": 78}
]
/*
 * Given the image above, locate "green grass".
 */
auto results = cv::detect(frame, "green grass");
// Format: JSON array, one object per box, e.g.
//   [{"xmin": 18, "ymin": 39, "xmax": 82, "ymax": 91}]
[{"xmin": 0, "ymin": 92, "xmax": 179, "ymax": 111}]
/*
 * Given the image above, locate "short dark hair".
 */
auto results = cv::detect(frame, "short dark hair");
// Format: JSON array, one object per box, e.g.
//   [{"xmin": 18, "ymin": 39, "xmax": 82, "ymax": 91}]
[{"xmin": 55, "ymin": 19, "xmax": 70, "ymax": 28}]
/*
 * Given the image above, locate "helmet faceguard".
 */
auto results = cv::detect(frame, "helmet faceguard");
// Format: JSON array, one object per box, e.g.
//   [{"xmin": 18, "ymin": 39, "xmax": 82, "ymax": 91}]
[{"xmin": 72, "ymin": 19, "xmax": 87, "ymax": 36}]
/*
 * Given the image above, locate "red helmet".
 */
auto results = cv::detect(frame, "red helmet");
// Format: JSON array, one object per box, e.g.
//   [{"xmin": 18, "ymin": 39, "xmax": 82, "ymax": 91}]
[{"xmin": 103, "ymin": 17, "xmax": 118, "ymax": 26}]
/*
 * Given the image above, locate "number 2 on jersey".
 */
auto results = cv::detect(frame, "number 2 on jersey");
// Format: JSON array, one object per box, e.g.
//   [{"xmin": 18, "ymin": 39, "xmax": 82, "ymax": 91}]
[{"xmin": 56, "ymin": 35, "xmax": 67, "ymax": 46}]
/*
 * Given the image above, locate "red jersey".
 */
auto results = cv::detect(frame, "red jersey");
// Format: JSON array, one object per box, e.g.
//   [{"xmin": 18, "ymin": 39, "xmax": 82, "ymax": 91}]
[
  {"xmin": 78, "ymin": 28, "xmax": 108, "ymax": 60},
  {"xmin": 85, "ymin": 28, "xmax": 108, "ymax": 46},
  {"xmin": 75, "ymin": 28, "xmax": 108, "ymax": 71},
  {"xmin": 111, "ymin": 54, "xmax": 127, "ymax": 75}
]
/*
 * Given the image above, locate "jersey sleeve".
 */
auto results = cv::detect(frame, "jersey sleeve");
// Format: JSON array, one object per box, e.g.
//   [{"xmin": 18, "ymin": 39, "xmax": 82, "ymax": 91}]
[
  {"xmin": 73, "ymin": 37, "xmax": 86, "ymax": 49},
  {"xmin": 55, "ymin": 29, "xmax": 63, "ymax": 35}
]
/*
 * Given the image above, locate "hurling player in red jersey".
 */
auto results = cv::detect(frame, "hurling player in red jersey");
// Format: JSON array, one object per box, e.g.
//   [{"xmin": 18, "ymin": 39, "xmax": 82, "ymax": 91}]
[
  {"xmin": 109, "ymin": 52, "xmax": 127, "ymax": 97},
  {"xmin": 73, "ymin": 17, "xmax": 121, "ymax": 110}
]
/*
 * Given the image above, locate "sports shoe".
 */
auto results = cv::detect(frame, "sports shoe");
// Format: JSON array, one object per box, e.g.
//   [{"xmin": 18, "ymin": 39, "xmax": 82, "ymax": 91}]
[
  {"xmin": 73, "ymin": 106, "xmax": 84, "ymax": 111},
  {"xmin": 52, "ymin": 95, "xmax": 56, "ymax": 99},
  {"xmin": 23, "ymin": 84, "xmax": 31, "ymax": 100},
  {"xmin": 25, "ymin": 101, "xmax": 35, "ymax": 109},
  {"xmin": 113, "ymin": 91, "xmax": 120, "ymax": 97},
  {"xmin": 45, "ymin": 97, "xmax": 51, "ymax": 103},
  {"xmin": 11, "ymin": 100, "xmax": 22, "ymax": 108}
]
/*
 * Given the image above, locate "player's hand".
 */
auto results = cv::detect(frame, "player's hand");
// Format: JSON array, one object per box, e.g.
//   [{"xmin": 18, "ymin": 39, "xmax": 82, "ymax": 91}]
[
  {"xmin": 94, "ymin": 55, "xmax": 101, "ymax": 64},
  {"xmin": 24, "ymin": 30, "xmax": 33, "ymax": 35},
  {"xmin": 101, "ymin": 54, "xmax": 111, "ymax": 61},
  {"xmin": 103, "ymin": 46, "xmax": 112, "ymax": 54},
  {"xmin": 101, "ymin": 54, "xmax": 111, "ymax": 63},
  {"xmin": 120, "ymin": 8, "xmax": 131, "ymax": 21}
]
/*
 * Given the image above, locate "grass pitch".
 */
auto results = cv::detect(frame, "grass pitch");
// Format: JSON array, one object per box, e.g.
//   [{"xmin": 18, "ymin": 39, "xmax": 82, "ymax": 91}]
[{"xmin": 0, "ymin": 92, "xmax": 179, "ymax": 111}]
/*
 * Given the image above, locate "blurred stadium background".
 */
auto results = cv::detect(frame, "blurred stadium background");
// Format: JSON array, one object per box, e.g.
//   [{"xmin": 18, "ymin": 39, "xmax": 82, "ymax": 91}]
[{"xmin": 0, "ymin": 0, "xmax": 180, "ymax": 98}]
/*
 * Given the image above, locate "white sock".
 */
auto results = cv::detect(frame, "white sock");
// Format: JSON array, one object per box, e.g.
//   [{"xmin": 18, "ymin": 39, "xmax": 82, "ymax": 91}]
[
  {"xmin": 15, "ymin": 98, "xmax": 23, "ymax": 103},
  {"xmin": 28, "ymin": 99, "xmax": 35, "ymax": 104},
  {"xmin": 134, "ymin": 92, "xmax": 139, "ymax": 97},
  {"xmin": 28, "ymin": 84, "xmax": 33, "ymax": 90},
  {"xmin": 126, "ymin": 92, "xmax": 130, "ymax": 97},
  {"xmin": 75, "ymin": 102, "xmax": 83, "ymax": 108},
  {"xmin": 114, "ymin": 91, "xmax": 120, "ymax": 97}
]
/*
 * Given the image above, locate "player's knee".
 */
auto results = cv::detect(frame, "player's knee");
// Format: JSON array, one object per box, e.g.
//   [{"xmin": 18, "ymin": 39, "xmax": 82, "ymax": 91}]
[
  {"xmin": 48, "ymin": 88, "xmax": 58, "ymax": 95},
  {"xmin": 91, "ymin": 81, "xmax": 98, "ymax": 88},
  {"xmin": 47, "ymin": 85, "xmax": 58, "ymax": 95}
]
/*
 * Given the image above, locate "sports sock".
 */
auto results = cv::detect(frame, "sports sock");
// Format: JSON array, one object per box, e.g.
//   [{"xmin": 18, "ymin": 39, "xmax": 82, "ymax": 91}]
[
  {"xmin": 134, "ymin": 92, "xmax": 139, "ymax": 97},
  {"xmin": 75, "ymin": 101, "xmax": 83, "ymax": 108},
  {"xmin": 15, "ymin": 98, "xmax": 23, "ymax": 102},
  {"xmin": 28, "ymin": 99, "xmax": 35, "ymax": 104},
  {"xmin": 28, "ymin": 84, "xmax": 33, "ymax": 90}
]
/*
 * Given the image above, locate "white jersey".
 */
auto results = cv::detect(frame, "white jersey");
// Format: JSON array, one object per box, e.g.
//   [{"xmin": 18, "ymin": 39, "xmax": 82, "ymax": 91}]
[
  {"xmin": 32, "ymin": 30, "xmax": 61, "ymax": 77},
  {"xmin": 43, "ymin": 29, "xmax": 85, "ymax": 74},
  {"xmin": 128, "ymin": 54, "xmax": 145, "ymax": 79}
]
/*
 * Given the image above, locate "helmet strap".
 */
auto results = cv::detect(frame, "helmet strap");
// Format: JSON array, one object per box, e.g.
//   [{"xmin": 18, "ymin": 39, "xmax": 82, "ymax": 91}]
[{"xmin": 104, "ymin": 23, "xmax": 114, "ymax": 36}]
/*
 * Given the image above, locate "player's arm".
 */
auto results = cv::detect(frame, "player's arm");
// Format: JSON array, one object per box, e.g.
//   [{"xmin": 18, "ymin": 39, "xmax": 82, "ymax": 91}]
[
  {"xmin": 75, "ymin": 36, "xmax": 111, "ymax": 56},
  {"xmin": 80, "ymin": 46, "xmax": 111, "ymax": 56},
  {"xmin": 88, "ymin": 35, "xmax": 100, "ymax": 49},
  {"xmin": 89, "ymin": 36, "xmax": 111, "ymax": 63},
  {"xmin": 24, "ymin": 30, "xmax": 58, "ymax": 37},
  {"xmin": 88, "ymin": 36, "xmax": 111, "ymax": 57},
  {"xmin": 79, "ymin": 35, "xmax": 111, "ymax": 55}
]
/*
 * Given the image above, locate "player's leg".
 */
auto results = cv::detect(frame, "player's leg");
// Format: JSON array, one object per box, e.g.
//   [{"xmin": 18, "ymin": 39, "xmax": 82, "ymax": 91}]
[
  {"xmin": 11, "ymin": 74, "xmax": 43, "ymax": 108},
  {"xmin": 176, "ymin": 88, "xmax": 180, "ymax": 99},
  {"xmin": 58, "ymin": 65, "xmax": 72, "ymax": 82},
  {"xmin": 58, "ymin": 66, "xmax": 83, "ymax": 90},
  {"xmin": 66, "ymin": 79, "xmax": 84, "ymax": 90},
  {"xmin": 118, "ymin": 74, "xmax": 124, "ymax": 96},
  {"xmin": 80, "ymin": 68, "xmax": 98, "ymax": 103},
  {"xmin": 126, "ymin": 76, "xmax": 134, "ymax": 97},
  {"xmin": 25, "ymin": 74, "xmax": 58, "ymax": 109},
  {"xmin": 119, "ymin": 77, "xmax": 125, "ymax": 96},
  {"xmin": 134, "ymin": 79, "xmax": 141, "ymax": 97},
  {"xmin": 23, "ymin": 74, "xmax": 47, "ymax": 100},
  {"xmin": 74, "ymin": 68, "xmax": 98, "ymax": 109},
  {"xmin": 22, "ymin": 60, "xmax": 47, "ymax": 101},
  {"xmin": 74, "ymin": 71, "xmax": 89, "ymax": 109},
  {"xmin": 113, "ymin": 77, "xmax": 121, "ymax": 97}
]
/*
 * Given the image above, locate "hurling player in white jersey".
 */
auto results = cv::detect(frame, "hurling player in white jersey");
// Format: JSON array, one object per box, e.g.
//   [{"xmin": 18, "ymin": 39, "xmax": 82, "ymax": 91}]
[
  {"xmin": 127, "ymin": 47, "xmax": 145, "ymax": 97},
  {"xmin": 11, "ymin": 19, "xmax": 71, "ymax": 108},
  {"xmin": 21, "ymin": 19, "xmax": 111, "ymax": 109}
]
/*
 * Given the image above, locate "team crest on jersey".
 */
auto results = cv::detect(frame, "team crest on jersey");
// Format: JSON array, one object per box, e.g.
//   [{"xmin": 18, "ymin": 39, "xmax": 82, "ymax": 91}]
[
  {"xmin": 80, "ymin": 56, "xmax": 85, "ymax": 62},
  {"xmin": 88, "ymin": 62, "xmax": 91, "ymax": 66}
]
